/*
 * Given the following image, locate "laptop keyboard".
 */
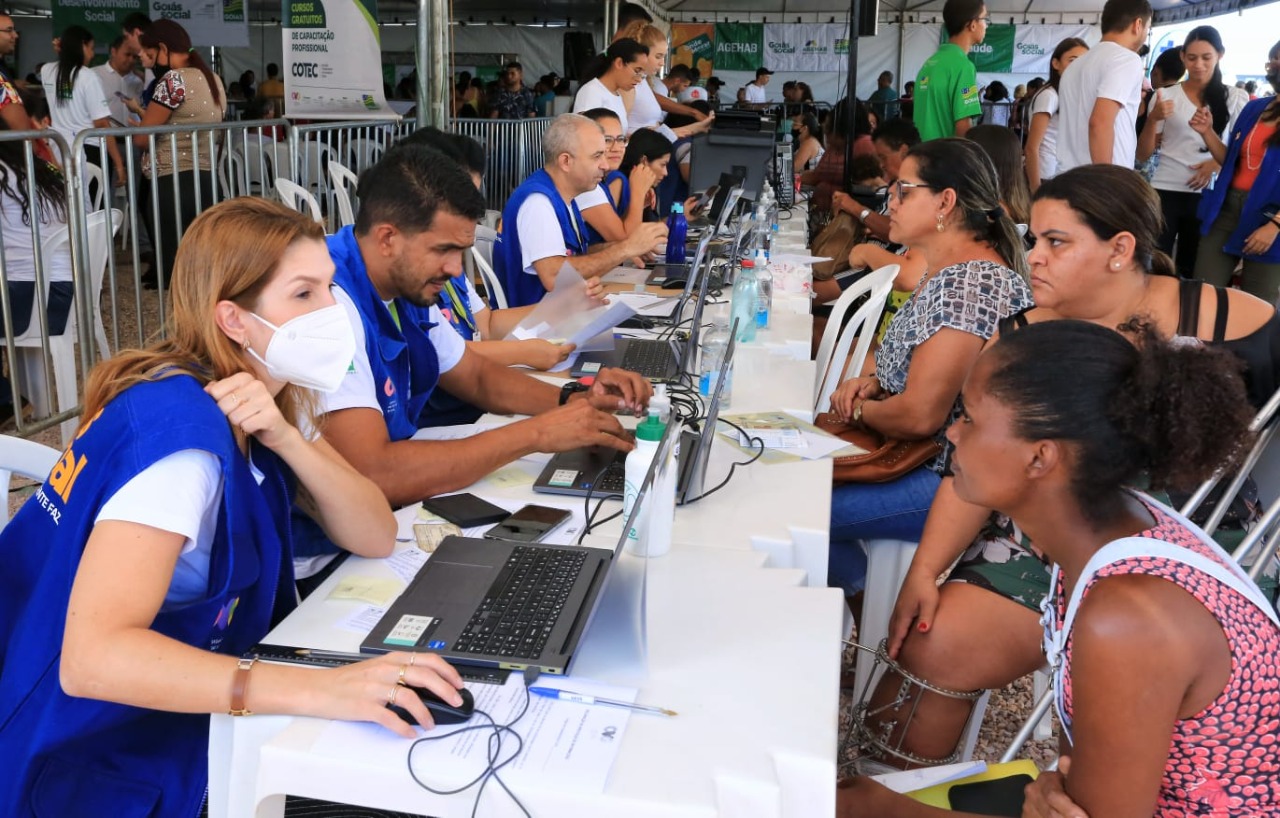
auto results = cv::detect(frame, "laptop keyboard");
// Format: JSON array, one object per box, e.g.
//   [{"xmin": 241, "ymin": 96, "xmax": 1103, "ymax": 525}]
[
  {"xmin": 453, "ymin": 546, "xmax": 588, "ymax": 660},
  {"xmin": 621, "ymin": 340, "xmax": 677, "ymax": 379},
  {"xmin": 595, "ymin": 461, "xmax": 625, "ymax": 494}
]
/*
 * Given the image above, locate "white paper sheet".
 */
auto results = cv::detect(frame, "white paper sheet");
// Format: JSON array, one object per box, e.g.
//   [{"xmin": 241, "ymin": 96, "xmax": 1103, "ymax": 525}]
[
  {"xmin": 872, "ymin": 761, "xmax": 987, "ymax": 794},
  {"xmin": 506, "ymin": 264, "xmax": 637, "ymax": 357},
  {"xmin": 335, "ymin": 605, "xmax": 387, "ymax": 634},
  {"xmin": 312, "ymin": 674, "xmax": 636, "ymax": 796},
  {"xmin": 608, "ymin": 291, "xmax": 679, "ymax": 317},
  {"xmin": 601, "ymin": 266, "xmax": 650, "ymax": 286}
]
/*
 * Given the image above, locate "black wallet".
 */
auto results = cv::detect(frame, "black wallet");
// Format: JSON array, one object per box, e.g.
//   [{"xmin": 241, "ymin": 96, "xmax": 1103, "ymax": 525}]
[{"xmin": 947, "ymin": 774, "xmax": 1033, "ymax": 817}]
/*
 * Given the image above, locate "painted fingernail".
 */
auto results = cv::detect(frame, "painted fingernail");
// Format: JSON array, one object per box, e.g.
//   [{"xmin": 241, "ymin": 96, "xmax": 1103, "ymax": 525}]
[{"xmin": 918, "ymin": 622, "xmax": 930, "ymax": 633}]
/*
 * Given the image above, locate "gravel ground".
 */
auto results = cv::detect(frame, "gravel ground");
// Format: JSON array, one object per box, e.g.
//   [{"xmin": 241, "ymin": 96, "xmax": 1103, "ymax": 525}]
[{"xmin": 7, "ymin": 250, "xmax": 1061, "ymax": 782}]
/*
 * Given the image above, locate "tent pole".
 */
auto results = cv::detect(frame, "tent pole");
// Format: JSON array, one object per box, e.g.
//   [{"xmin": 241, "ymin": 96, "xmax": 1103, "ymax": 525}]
[
  {"xmin": 417, "ymin": 0, "xmax": 449, "ymax": 128},
  {"xmin": 844, "ymin": 0, "xmax": 861, "ymax": 188},
  {"xmin": 897, "ymin": 17, "xmax": 906, "ymax": 100}
]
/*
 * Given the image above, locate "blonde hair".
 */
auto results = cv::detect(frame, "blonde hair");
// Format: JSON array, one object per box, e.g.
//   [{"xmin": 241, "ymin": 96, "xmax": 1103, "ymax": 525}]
[
  {"xmin": 617, "ymin": 20, "xmax": 665, "ymax": 49},
  {"xmin": 80, "ymin": 197, "xmax": 327, "ymax": 432}
]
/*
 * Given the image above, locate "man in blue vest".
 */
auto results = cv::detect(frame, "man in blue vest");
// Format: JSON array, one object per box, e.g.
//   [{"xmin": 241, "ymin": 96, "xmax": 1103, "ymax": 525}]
[
  {"xmin": 494, "ymin": 113, "xmax": 668, "ymax": 307},
  {"xmin": 313, "ymin": 144, "xmax": 651, "ymax": 532}
]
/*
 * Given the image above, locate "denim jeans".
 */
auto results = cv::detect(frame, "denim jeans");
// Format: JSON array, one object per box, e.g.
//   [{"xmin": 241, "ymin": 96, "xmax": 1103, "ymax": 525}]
[{"xmin": 827, "ymin": 466, "xmax": 942, "ymax": 593}]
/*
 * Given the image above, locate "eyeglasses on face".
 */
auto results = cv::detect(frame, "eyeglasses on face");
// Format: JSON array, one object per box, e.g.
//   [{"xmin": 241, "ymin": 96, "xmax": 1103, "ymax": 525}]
[
  {"xmin": 604, "ymin": 135, "xmax": 629, "ymax": 147},
  {"xmin": 888, "ymin": 180, "xmax": 935, "ymax": 202},
  {"xmin": 0, "ymin": 27, "xmax": 16, "ymax": 33},
  {"xmin": 974, "ymin": 15, "xmax": 992, "ymax": 25}
]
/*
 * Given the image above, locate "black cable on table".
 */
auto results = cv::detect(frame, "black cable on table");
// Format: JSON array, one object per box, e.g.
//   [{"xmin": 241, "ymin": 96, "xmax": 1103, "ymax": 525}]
[{"xmin": 681, "ymin": 419, "xmax": 766, "ymax": 505}]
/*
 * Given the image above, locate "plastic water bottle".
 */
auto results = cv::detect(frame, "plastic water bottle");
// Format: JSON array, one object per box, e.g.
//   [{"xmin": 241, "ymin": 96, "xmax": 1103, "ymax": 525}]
[
  {"xmin": 754, "ymin": 248, "xmax": 773, "ymax": 329},
  {"xmin": 730, "ymin": 257, "xmax": 760, "ymax": 343},
  {"xmin": 698, "ymin": 322, "xmax": 733, "ymax": 404},
  {"xmin": 665, "ymin": 203, "xmax": 688, "ymax": 264},
  {"xmin": 624, "ymin": 414, "xmax": 674, "ymax": 557}
]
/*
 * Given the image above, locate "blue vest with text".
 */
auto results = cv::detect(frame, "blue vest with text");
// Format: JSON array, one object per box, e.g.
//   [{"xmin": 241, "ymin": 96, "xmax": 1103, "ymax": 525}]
[
  {"xmin": 585, "ymin": 171, "xmax": 631, "ymax": 245},
  {"xmin": 493, "ymin": 169, "xmax": 589, "ymax": 308},
  {"xmin": 0, "ymin": 374, "xmax": 296, "ymax": 818}
]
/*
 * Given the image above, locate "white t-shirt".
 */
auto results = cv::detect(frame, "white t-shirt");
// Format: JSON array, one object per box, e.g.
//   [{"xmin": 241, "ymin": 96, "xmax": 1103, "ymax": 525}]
[
  {"xmin": 574, "ymin": 183, "xmax": 611, "ymax": 212},
  {"xmin": 677, "ymin": 86, "xmax": 707, "ymax": 103},
  {"xmin": 1149, "ymin": 84, "xmax": 1249, "ymax": 192},
  {"xmin": 40, "ymin": 63, "xmax": 111, "ymax": 148},
  {"xmin": 629, "ymin": 77, "xmax": 665, "ymax": 132},
  {"xmin": 515, "ymin": 192, "xmax": 584, "ymax": 277},
  {"xmin": 743, "ymin": 82, "xmax": 767, "ymax": 104},
  {"xmin": 96, "ymin": 448, "xmax": 267, "ymax": 608},
  {"xmin": 1030, "ymin": 86, "xmax": 1062, "ymax": 181},
  {"xmin": 322, "ymin": 284, "xmax": 465, "ymax": 415},
  {"xmin": 1055, "ymin": 41, "xmax": 1143, "ymax": 172},
  {"xmin": 92, "ymin": 64, "xmax": 143, "ymax": 126},
  {"xmin": 573, "ymin": 78, "xmax": 628, "ymax": 132},
  {"xmin": 0, "ymin": 171, "xmax": 72, "ymax": 284}
]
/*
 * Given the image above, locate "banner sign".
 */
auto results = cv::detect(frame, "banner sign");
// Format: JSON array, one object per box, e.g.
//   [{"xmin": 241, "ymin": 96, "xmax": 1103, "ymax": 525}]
[
  {"xmin": 52, "ymin": 0, "xmax": 247, "ymax": 49},
  {"xmin": 763, "ymin": 23, "xmax": 850, "ymax": 72},
  {"xmin": 1010, "ymin": 24, "xmax": 1093, "ymax": 73},
  {"xmin": 936, "ymin": 23, "xmax": 1095, "ymax": 74},
  {"xmin": 152, "ymin": 0, "xmax": 249, "ymax": 48},
  {"xmin": 51, "ymin": 0, "xmax": 145, "ymax": 51},
  {"xmin": 283, "ymin": 0, "xmax": 397, "ymax": 120},
  {"xmin": 671, "ymin": 22, "xmax": 714, "ymax": 78},
  {"xmin": 713, "ymin": 22, "xmax": 764, "ymax": 73}
]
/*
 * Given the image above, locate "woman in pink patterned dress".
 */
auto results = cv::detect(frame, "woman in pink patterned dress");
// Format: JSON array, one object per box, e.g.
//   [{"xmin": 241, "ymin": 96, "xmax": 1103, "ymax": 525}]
[{"xmin": 840, "ymin": 319, "xmax": 1280, "ymax": 817}]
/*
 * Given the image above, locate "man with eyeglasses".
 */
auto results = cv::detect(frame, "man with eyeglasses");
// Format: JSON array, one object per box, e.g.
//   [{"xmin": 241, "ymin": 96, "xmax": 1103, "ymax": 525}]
[
  {"xmin": 1055, "ymin": 0, "xmax": 1151, "ymax": 171},
  {"xmin": 494, "ymin": 113, "xmax": 667, "ymax": 307},
  {"xmin": 0, "ymin": 15, "xmax": 18, "ymax": 84},
  {"xmin": 913, "ymin": 0, "xmax": 987, "ymax": 141}
]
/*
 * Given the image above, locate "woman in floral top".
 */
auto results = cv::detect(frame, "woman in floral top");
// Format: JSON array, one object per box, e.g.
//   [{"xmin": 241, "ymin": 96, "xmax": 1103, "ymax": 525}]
[
  {"xmin": 825, "ymin": 138, "xmax": 1032, "ymax": 594},
  {"xmin": 132, "ymin": 19, "xmax": 226, "ymax": 288}
]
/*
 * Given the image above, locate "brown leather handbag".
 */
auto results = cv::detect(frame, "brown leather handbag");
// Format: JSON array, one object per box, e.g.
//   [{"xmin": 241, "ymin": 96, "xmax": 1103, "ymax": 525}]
[
  {"xmin": 810, "ymin": 212, "xmax": 865, "ymax": 281},
  {"xmin": 813, "ymin": 412, "xmax": 942, "ymax": 483}
]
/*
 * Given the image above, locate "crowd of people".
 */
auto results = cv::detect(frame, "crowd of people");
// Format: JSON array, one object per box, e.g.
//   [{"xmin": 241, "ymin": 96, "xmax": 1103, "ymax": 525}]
[{"xmin": 0, "ymin": 0, "xmax": 1278, "ymax": 815}]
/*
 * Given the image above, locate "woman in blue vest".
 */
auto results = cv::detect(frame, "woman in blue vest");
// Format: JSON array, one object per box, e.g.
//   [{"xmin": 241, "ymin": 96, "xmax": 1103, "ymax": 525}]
[
  {"xmin": 0, "ymin": 198, "xmax": 467, "ymax": 818},
  {"xmin": 576, "ymin": 107, "xmax": 646, "ymax": 244}
]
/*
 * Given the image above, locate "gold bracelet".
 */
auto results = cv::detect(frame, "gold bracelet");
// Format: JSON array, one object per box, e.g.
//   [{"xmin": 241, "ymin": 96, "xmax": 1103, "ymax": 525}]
[
  {"xmin": 852, "ymin": 399, "xmax": 865, "ymax": 425},
  {"xmin": 228, "ymin": 656, "xmax": 257, "ymax": 716}
]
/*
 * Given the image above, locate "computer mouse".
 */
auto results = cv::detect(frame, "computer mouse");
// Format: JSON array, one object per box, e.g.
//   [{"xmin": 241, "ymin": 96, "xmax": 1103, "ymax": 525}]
[
  {"xmin": 387, "ymin": 685, "xmax": 475, "ymax": 726},
  {"xmin": 659, "ymin": 276, "xmax": 688, "ymax": 290}
]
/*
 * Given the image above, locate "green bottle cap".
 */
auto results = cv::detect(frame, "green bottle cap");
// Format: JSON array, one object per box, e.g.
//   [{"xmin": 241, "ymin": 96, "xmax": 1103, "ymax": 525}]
[{"xmin": 635, "ymin": 415, "xmax": 666, "ymax": 442}]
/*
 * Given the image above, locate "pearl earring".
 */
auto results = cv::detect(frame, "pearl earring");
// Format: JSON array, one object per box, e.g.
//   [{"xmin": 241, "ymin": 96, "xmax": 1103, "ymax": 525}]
[{"xmin": 936, "ymin": 213, "xmax": 945, "ymax": 232}]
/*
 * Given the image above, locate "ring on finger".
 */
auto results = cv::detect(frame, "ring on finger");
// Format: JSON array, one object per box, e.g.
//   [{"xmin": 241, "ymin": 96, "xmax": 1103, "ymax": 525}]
[
  {"xmin": 398, "ymin": 663, "xmax": 408, "ymax": 684},
  {"xmin": 388, "ymin": 684, "xmax": 400, "ymax": 706},
  {"xmin": 229, "ymin": 392, "xmax": 241, "ymax": 407},
  {"xmin": 408, "ymin": 652, "xmax": 417, "ymax": 668}
]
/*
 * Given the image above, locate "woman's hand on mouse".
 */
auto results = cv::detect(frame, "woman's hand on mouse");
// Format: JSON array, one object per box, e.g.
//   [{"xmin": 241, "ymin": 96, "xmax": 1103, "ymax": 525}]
[{"xmin": 308, "ymin": 652, "xmax": 465, "ymax": 738}]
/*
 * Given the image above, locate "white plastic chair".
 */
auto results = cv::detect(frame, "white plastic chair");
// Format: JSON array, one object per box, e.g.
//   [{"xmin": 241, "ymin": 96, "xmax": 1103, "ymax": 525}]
[
  {"xmin": 0, "ymin": 434, "xmax": 61, "ymax": 533},
  {"xmin": 275, "ymin": 178, "xmax": 323, "ymax": 224},
  {"xmin": 347, "ymin": 137, "xmax": 385, "ymax": 173},
  {"xmin": 813, "ymin": 264, "xmax": 898, "ymax": 414},
  {"xmin": 471, "ymin": 225, "xmax": 505, "ymax": 310},
  {"xmin": 14, "ymin": 209, "xmax": 123, "ymax": 444},
  {"xmin": 328, "ymin": 160, "xmax": 359, "ymax": 228},
  {"xmin": 80, "ymin": 162, "xmax": 106, "ymax": 211},
  {"xmin": 218, "ymin": 149, "xmax": 247, "ymax": 199}
]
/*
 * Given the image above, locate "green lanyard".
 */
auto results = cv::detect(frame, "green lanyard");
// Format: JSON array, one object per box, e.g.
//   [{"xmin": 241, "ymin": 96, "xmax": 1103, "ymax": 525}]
[
  {"xmin": 386, "ymin": 300, "xmax": 402, "ymax": 331},
  {"xmin": 443, "ymin": 279, "xmax": 476, "ymax": 335}
]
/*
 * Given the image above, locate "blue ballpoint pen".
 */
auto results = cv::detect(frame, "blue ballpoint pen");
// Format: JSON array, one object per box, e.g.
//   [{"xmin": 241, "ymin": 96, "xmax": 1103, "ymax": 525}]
[{"xmin": 528, "ymin": 686, "xmax": 677, "ymax": 717}]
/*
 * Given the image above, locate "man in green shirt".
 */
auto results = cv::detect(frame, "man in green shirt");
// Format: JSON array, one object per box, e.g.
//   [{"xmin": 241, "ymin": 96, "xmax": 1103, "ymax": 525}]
[{"xmin": 913, "ymin": 0, "xmax": 988, "ymax": 141}]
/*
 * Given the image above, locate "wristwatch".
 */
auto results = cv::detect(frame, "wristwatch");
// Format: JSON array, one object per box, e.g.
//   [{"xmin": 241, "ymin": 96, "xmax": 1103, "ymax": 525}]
[
  {"xmin": 857, "ymin": 208, "xmax": 872, "ymax": 222},
  {"xmin": 559, "ymin": 381, "xmax": 590, "ymax": 405}
]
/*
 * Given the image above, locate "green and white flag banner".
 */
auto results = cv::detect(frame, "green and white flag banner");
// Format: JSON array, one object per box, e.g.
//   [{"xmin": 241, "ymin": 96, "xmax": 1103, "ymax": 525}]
[
  {"xmin": 1010, "ymin": 24, "xmax": 1094, "ymax": 73},
  {"xmin": 763, "ymin": 23, "xmax": 850, "ymax": 72},
  {"xmin": 283, "ymin": 0, "xmax": 397, "ymax": 120},
  {"xmin": 51, "ymin": 0, "xmax": 247, "ymax": 49}
]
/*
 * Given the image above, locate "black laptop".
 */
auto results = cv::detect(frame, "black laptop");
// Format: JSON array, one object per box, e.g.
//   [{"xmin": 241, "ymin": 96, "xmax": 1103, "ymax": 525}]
[
  {"xmin": 569, "ymin": 229, "xmax": 719, "ymax": 381},
  {"xmin": 359, "ymin": 422, "xmax": 681, "ymax": 675},
  {"xmin": 534, "ymin": 327, "xmax": 737, "ymax": 502},
  {"xmin": 645, "ymin": 184, "xmax": 745, "ymax": 286}
]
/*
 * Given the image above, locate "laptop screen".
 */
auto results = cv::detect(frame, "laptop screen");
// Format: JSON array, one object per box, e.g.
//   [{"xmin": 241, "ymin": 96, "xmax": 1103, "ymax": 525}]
[{"xmin": 679, "ymin": 320, "xmax": 738, "ymax": 504}]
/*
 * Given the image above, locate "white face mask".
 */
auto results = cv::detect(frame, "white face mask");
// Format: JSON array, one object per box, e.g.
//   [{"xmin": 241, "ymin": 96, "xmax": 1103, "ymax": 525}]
[{"xmin": 247, "ymin": 304, "xmax": 356, "ymax": 393}]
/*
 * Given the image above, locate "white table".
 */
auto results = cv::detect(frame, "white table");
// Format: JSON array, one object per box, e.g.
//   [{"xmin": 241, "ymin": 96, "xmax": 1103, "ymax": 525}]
[{"xmin": 207, "ymin": 221, "xmax": 846, "ymax": 818}]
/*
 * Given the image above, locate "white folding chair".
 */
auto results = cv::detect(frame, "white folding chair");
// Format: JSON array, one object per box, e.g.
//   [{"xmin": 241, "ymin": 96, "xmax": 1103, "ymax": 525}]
[
  {"xmin": 813, "ymin": 264, "xmax": 898, "ymax": 415},
  {"xmin": 328, "ymin": 160, "xmax": 359, "ymax": 228},
  {"xmin": 15, "ymin": 209, "xmax": 123, "ymax": 444},
  {"xmin": 275, "ymin": 178, "xmax": 323, "ymax": 224},
  {"xmin": 470, "ymin": 225, "xmax": 505, "ymax": 310},
  {"xmin": 0, "ymin": 434, "xmax": 61, "ymax": 533}
]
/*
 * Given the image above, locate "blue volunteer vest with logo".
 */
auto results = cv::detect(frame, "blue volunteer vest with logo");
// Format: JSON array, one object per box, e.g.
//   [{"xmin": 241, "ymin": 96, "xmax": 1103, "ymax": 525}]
[
  {"xmin": 493, "ymin": 169, "xmax": 589, "ymax": 308},
  {"xmin": 584, "ymin": 171, "xmax": 631, "ymax": 245},
  {"xmin": 327, "ymin": 226, "xmax": 442, "ymax": 443},
  {"xmin": 0, "ymin": 374, "xmax": 296, "ymax": 818},
  {"xmin": 425, "ymin": 274, "xmax": 485, "ymax": 428}
]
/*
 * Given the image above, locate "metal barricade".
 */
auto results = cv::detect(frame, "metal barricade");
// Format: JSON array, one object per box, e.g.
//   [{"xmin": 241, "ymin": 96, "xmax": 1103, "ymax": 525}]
[
  {"xmin": 288, "ymin": 121, "xmax": 407, "ymax": 232},
  {"xmin": 452, "ymin": 117, "xmax": 553, "ymax": 212},
  {"xmin": 0, "ymin": 129, "xmax": 95, "ymax": 442},
  {"xmin": 70, "ymin": 119, "xmax": 291, "ymax": 349}
]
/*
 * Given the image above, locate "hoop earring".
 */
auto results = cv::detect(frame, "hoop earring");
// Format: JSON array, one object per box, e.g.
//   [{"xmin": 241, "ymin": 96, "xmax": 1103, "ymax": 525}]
[{"xmin": 936, "ymin": 213, "xmax": 946, "ymax": 232}]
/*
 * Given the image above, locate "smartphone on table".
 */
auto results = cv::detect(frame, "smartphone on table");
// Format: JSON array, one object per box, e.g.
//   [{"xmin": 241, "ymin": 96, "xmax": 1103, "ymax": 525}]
[{"xmin": 484, "ymin": 504, "xmax": 572, "ymax": 543}]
